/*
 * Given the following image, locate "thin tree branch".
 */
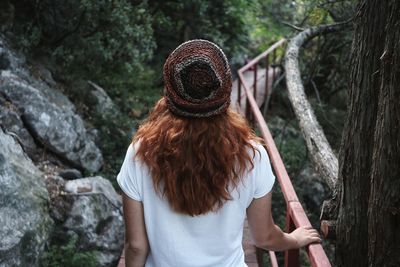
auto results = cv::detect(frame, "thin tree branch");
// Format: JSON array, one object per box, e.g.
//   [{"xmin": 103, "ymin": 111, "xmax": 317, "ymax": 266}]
[{"xmin": 281, "ymin": 21, "xmax": 305, "ymax": 31}]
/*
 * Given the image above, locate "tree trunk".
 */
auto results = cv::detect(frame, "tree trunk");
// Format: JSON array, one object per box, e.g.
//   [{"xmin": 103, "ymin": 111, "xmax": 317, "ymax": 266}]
[
  {"xmin": 367, "ymin": 1, "xmax": 400, "ymax": 265},
  {"xmin": 336, "ymin": 1, "xmax": 400, "ymax": 266},
  {"xmin": 285, "ymin": 24, "xmax": 345, "ymax": 191}
]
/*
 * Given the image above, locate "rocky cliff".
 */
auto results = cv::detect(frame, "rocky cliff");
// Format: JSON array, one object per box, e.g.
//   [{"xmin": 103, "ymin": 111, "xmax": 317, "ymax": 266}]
[{"xmin": 0, "ymin": 36, "xmax": 124, "ymax": 267}]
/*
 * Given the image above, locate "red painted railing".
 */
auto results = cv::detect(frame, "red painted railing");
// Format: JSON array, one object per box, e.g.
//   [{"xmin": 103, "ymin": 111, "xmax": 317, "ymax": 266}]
[{"xmin": 236, "ymin": 39, "xmax": 331, "ymax": 267}]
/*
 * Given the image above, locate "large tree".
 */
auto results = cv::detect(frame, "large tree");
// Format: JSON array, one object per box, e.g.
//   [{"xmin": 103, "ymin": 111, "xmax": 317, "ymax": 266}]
[{"xmin": 336, "ymin": 1, "xmax": 400, "ymax": 266}]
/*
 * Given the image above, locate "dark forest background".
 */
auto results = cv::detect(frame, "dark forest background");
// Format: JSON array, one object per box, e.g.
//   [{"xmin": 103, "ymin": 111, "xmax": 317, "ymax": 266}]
[
  {"xmin": 0, "ymin": 0, "xmax": 355, "ymax": 181},
  {"xmin": 0, "ymin": 1, "xmax": 357, "ymax": 266}
]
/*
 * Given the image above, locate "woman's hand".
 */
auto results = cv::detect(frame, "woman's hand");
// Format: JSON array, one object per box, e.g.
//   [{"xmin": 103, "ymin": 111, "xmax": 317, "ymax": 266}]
[
  {"xmin": 290, "ymin": 226, "xmax": 322, "ymax": 248},
  {"xmin": 247, "ymin": 193, "xmax": 323, "ymax": 251}
]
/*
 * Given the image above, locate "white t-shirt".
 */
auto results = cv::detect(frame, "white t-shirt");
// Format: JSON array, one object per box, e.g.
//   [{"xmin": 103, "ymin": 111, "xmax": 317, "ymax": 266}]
[{"xmin": 117, "ymin": 141, "xmax": 275, "ymax": 267}]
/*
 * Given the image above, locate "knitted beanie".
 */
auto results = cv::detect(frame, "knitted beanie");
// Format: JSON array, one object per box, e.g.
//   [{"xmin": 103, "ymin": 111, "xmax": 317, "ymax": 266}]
[{"xmin": 163, "ymin": 39, "xmax": 232, "ymax": 118}]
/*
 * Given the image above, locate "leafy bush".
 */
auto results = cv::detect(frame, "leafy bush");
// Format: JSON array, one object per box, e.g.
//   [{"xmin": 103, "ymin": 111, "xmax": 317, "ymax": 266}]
[
  {"xmin": 41, "ymin": 235, "xmax": 98, "ymax": 267},
  {"xmin": 149, "ymin": 0, "xmax": 256, "ymax": 67},
  {"xmin": 9, "ymin": 0, "xmax": 155, "ymax": 83}
]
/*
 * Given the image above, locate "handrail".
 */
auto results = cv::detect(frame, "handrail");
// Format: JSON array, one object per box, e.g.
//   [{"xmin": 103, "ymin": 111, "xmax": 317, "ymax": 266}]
[
  {"xmin": 237, "ymin": 39, "xmax": 331, "ymax": 267},
  {"xmin": 239, "ymin": 39, "xmax": 287, "ymax": 73}
]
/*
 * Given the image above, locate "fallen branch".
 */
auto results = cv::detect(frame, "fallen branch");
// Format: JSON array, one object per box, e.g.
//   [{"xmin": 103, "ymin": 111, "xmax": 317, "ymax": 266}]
[
  {"xmin": 284, "ymin": 22, "xmax": 350, "ymax": 190},
  {"xmin": 281, "ymin": 21, "xmax": 305, "ymax": 31}
]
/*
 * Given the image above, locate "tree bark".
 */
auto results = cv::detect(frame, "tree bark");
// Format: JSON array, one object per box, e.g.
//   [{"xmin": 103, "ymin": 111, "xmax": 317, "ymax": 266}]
[
  {"xmin": 336, "ymin": 1, "xmax": 400, "ymax": 266},
  {"xmin": 367, "ymin": 1, "xmax": 400, "ymax": 265}
]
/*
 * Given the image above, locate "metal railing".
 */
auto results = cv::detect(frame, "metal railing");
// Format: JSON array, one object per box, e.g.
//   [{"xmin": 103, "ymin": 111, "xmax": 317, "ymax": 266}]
[{"xmin": 237, "ymin": 39, "xmax": 331, "ymax": 267}]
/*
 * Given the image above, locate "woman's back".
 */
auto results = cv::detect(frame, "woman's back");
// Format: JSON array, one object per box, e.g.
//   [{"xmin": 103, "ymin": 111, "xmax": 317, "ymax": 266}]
[
  {"xmin": 117, "ymin": 141, "xmax": 275, "ymax": 267},
  {"xmin": 118, "ymin": 39, "xmax": 320, "ymax": 267}
]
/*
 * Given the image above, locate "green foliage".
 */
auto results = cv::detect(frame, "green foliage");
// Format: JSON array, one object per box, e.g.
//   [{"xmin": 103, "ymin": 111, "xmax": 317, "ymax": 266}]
[
  {"xmin": 308, "ymin": 6, "xmax": 330, "ymax": 25},
  {"xmin": 279, "ymin": 136, "xmax": 308, "ymax": 175},
  {"xmin": 106, "ymin": 66, "xmax": 161, "ymax": 113},
  {"xmin": 40, "ymin": 235, "xmax": 98, "ymax": 267},
  {"xmin": 268, "ymin": 117, "xmax": 308, "ymax": 177},
  {"xmin": 9, "ymin": 0, "xmax": 155, "ymax": 83},
  {"xmin": 247, "ymin": 0, "xmax": 292, "ymax": 53},
  {"xmin": 149, "ymin": 0, "xmax": 256, "ymax": 66},
  {"xmin": 249, "ymin": 0, "xmax": 355, "ymax": 55},
  {"xmin": 298, "ymin": 31, "xmax": 352, "ymax": 151}
]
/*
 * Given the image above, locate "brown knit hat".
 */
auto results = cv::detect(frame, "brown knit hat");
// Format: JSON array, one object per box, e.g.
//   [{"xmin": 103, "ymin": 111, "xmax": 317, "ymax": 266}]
[{"xmin": 163, "ymin": 39, "xmax": 232, "ymax": 118}]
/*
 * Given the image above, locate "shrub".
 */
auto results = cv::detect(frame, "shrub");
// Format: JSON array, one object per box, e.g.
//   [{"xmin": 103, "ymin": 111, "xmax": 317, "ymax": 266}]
[
  {"xmin": 41, "ymin": 235, "xmax": 98, "ymax": 267},
  {"xmin": 9, "ymin": 0, "xmax": 155, "ymax": 83}
]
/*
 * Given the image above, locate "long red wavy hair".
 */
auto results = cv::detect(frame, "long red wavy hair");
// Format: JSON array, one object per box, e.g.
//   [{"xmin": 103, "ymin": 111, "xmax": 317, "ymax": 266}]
[{"xmin": 133, "ymin": 97, "xmax": 261, "ymax": 216}]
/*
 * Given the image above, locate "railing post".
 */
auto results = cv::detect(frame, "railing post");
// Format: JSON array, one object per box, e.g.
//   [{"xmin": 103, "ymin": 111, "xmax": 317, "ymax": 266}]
[
  {"xmin": 238, "ymin": 79, "xmax": 242, "ymax": 107},
  {"xmin": 256, "ymin": 248, "xmax": 264, "ymax": 267},
  {"xmin": 272, "ymin": 49, "xmax": 277, "ymax": 83},
  {"xmin": 253, "ymin": 64, "xmax": 258, "ymax": 101},
  {"xmin": 285, "ymin": 210, "xmax": 299, "ymax": 267},
  {"xmin": 246, "ymin": 97, "xmax": 251, "ymax": 123},
  {"xmin": 265, "ymin": 55, "xmax": 270, "ymax": 104}
]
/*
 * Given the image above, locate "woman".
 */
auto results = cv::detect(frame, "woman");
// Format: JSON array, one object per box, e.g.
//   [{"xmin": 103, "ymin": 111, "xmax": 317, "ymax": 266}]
[{"xmin": 117, "ymin": 40, "xmax": 321, "ymax": 267}]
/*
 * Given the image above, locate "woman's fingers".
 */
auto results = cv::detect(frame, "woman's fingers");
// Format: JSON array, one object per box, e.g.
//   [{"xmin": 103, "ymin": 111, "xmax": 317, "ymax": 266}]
[
  {"xmin": 303, "ymin": 227, "xmax": 322, "ymax": 243},
  {"xmin": 309, "ymin": 234, "xmax": 322, "ymax": 243},
  {"xmin": 291, "ymin": 226, "xmax": 323, "ymax": 247}
]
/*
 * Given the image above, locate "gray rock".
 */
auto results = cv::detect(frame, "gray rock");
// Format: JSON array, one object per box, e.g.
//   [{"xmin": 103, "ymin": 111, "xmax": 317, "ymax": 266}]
[
  {"xmin": 44, "ymin": 175, "xmax": 71, "ymax": 222},
  {"xmin": 36, "ymin": 64, "xmax": 57, "ymax": 88},
  {"xmin": 87, "ymin": 128, "xmax": 101, "ymax": 146},
  {"xmin": 0, "ymin": 36, "xmax": 103, "ymax": 173},
  {"xmin": 0, "ymin": 71, "xmax": 103, "ymax": 173},
  {"xmin": 63, "ymin": 177, "xmax": 124, "ymax": 267},
  {"xmin": 27, "ymin": 74, "xmax": 76, "ymax": 114},
  {"xmin": 0, "ymin": 36, "xmax": 25, "ymax": 72},
  {"xmin": 58, "ymin": 168, "xmax": 83, "ymax": 180},
  {"xmin": 88, "ymin": 80, "xmax": 120, "ymax": 118},
  {"xmin": 0, "ymin": 128, "xmax": 54, "ymax": 267},
  {"xmin": 0, "ymin": 96, "xmax": 37, "ymax": 154}
]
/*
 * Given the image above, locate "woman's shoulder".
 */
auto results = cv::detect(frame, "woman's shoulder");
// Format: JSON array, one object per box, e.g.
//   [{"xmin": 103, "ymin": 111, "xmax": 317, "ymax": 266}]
[
  {"xmin": 249, "ymin": 140, "xmax": 269, "ymax": 162},
  {"xmin": 123, "ymin": 141, "xmax": 143, "ymax": 166},
  {"xmin": 250, "ymin": 140, "xmax": 264, "ymax": 149},
  {"xmin": 126, "ymin": 140, "xmax": 141, "ymax": 154}
]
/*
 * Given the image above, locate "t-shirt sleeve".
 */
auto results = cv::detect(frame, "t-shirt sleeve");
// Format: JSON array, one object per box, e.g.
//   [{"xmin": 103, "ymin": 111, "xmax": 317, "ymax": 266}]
[
  {"xmin": 253, "ymin": 144, "xmax": 276, "ymax": 199},
  {"xmin": 116, "ymin": 143, "xmax": 142, "ymax": 201}
]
